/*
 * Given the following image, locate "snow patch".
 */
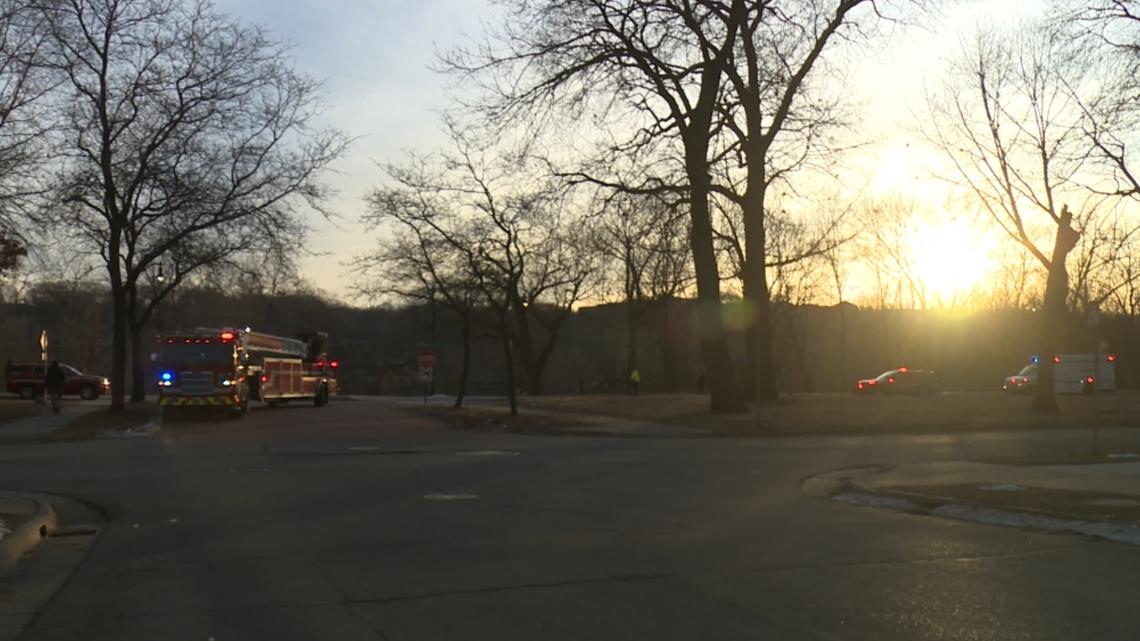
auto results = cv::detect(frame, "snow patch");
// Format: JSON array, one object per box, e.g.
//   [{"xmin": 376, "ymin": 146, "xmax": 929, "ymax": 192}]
[
  {"xmin": 832, "ymin": 492, "xmax": 918, "ymax": 511},
  {"xmin": 98, "ymin": 420, "xmax": 161, "ymax": 439},
  {"xmin": 979, "ymin": 483, "xmax": 1025, "ymax": 492},
  {"xmin": 931, "ymin": 504, "xmax": 1140, "ymax": 545}
]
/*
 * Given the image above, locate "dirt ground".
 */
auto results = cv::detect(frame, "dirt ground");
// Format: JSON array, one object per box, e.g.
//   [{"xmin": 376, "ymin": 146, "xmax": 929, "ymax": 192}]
[{"xmin": 0, "ymin": 398, "xmax": 41, "ymax": 426}]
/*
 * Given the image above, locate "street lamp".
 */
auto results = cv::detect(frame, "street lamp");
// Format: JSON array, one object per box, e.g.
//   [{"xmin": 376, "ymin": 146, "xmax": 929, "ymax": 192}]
[{"xmin": 156, "ymin": 263, "xmax": 166, "ymax": 284}]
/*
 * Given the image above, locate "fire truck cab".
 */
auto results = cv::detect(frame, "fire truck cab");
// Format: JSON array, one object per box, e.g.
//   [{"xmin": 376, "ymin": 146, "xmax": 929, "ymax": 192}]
[{"xmin": 156, "ymin": 327, "xmax": 337, "ymax": 416}]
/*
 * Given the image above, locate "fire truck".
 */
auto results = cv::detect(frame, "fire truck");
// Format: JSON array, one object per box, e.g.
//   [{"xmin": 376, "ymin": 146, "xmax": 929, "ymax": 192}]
[{"xmin": 156, "ymin": 327, "xmax": 338, "ymax": 415}]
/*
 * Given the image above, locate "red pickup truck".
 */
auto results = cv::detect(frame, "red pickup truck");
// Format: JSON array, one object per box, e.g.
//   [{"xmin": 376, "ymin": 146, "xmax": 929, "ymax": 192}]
[{"xmin": 5, "ymin": 363, "xmax": 110, "ymax": 400}]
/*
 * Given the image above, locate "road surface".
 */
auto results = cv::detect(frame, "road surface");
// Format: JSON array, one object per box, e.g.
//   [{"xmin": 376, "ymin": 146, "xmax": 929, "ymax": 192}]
[{"xmin": 1, "ymin": 398, "xmax": 1138, "ymax": 640}]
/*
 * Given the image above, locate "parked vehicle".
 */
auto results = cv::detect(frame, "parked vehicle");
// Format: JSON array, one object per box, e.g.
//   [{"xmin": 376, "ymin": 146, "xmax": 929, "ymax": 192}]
[
  {"xmin": 854, "ymin": 367, "xmax": 939, "ymax": 395},
  {"xmin": 156, "ymin": 327, "xmax": 338, "ymax": 417},
  {"xmin": 4, "ymin": 362, "xmax": 110, "ymax": 400},
  {"xmin": 1003, "ymin": 354, "xmax": 1116, "ymax": 394}
]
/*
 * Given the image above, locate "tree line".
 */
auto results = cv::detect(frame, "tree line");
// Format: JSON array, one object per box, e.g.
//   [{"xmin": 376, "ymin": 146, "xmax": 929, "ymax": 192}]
[
  {"xmin": 0, "ymin": 0, "xmax": 347, "ymax": 411},
  {"xmin": 354, "ymin": 0, "xmax": 1140, "ymax": 416}
]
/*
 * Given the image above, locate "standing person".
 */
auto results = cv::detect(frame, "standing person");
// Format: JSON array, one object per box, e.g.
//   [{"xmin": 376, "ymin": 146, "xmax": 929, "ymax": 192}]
[
  {"xmin": 629, "ymin": 368, "xmax": 640, "ymax": 396},
  {"xmin": 45, "ymin": 361, "xmax": 66, "ymax": 416}
]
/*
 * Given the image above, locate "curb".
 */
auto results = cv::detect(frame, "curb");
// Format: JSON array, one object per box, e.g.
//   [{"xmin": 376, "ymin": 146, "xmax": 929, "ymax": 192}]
[
  {"xmin": 0, "ymin": 494, "xmax": 58, "ymax": 572},
  {"xmin": 803, "ymin": 466, "xmax": 1140, "ymax": 546}
]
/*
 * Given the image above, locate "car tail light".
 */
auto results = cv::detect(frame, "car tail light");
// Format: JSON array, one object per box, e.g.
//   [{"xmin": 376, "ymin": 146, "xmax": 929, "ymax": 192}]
[
  {"xmin": 887, "ymin": 376, "xmax": 896, "ymax": 384},
  {"xmin": 1086, "ymin": 376, "xmax": 1095, "ymax": 384},
  {"xmin": 260, "ymin": 374, "xmax": 269, "ymax": 383},
  {"xmin": 857, "ymin": 382, "xmax": 864, "ymax": 390},
  {"xmin": 1108, "ymin": 354, "xmax": 1116, "ymax": 362}
]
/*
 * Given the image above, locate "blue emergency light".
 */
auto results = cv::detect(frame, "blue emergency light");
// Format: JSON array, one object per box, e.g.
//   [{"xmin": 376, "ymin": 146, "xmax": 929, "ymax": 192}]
[
  {"xmin": 1031, "ymin": 356, "xmax": 1039, "ymax": 364},
  {"xmin": 161, "ymin": 371, "xmax": 173, "ymax": 381}
]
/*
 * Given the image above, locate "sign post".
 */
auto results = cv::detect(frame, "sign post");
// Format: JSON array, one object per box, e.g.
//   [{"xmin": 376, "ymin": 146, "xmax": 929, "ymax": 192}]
[{"xmin": 36, "ymin": 331, "xmax": 48, "ymax": 415}]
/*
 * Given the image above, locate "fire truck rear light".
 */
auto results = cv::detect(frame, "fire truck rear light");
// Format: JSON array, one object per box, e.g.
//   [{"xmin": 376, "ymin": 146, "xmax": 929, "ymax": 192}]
[
  {"xmin": 330, "ymin": 360, "xmax": 339, "ymax": 369},
  {"xmin": 220, "ymin": 331, "xmax": 236, "ymax": 341},
  {"xmin": 260, "ymin": 374, "xmax": 269, "ymax": 383}
]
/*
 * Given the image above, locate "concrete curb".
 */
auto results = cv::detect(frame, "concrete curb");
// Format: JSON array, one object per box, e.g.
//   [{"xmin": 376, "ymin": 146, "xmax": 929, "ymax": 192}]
[
  {"xmin": 0, "ymin": 493, "xmax": 58, "ymax": 573},
  {"xmin": 803, "ymin": 465, "xmax": 1140, "ymax": 545}
]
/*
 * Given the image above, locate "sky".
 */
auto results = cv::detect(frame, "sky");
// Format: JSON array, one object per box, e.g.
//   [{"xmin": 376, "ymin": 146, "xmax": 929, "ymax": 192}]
[{"xmin": 209, "ymin": 0, "xmax": 1050, "ymax": 305}]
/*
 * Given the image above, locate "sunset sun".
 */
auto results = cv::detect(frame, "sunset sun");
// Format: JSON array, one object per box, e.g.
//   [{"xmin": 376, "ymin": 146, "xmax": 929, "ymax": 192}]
[{"xmin": 907, "ymin": 218, "xmax": 997, "ymax": 303}]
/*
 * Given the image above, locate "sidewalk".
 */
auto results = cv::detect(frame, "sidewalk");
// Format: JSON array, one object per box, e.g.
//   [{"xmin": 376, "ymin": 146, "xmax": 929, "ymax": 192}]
[
  {"xmin": 811, "ymin": 455, "xmax": 1140, "ymax": 545},
  {"xmin": 0, "ymin": 403, "xmax": 105, "ymax": 445}
]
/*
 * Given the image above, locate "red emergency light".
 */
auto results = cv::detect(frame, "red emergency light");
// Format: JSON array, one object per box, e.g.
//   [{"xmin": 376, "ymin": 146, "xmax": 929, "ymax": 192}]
[
  {"xmin": 330, "ymin": 360, "xmax": 339, "ymax": 369},
  {"xmin": 260, "ymin": 374, "xmax": 269, "ymax": 383},
  {"xmin": 1052, "ymin": 355, "xmax": 1062, "ymax": 364},
  {"xmin": 1108, "ymin": 354, "xmax": 1117, "ymax": 362},
  {"xmin": 1086, "ymin": 376, "xmax": 1095, "ymax": 384},
  {"xmin": 220, "ymin": 331, "xmax": 236, "ymax": 342},
  {"xmin": 898, "ymin": 367, "xmax": 908, "ymax": 373}
]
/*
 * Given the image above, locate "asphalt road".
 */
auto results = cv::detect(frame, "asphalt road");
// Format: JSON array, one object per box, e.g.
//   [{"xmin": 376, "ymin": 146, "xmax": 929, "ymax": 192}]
[{"xmin": 2, "ymin": 398, "xmax": 1139, "ymax": 640}]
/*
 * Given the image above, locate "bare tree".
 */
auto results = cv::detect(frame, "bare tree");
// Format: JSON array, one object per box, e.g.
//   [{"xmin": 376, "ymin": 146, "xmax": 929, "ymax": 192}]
[
  {"xmin": 927, "ymin": 26, "xmax": 1094, "ymax": 411},
  {"xmin": 713, "ymin": 0, "xmax": 899, "ymax": 403},
  {"xmin": 592, "ymin": 192, "xmax": 692, "ymax": 390},
  {"xmin": 444, "ymin": 0, "xmax": 749, "ymax": 413},
  {"xmin": 362, "ymin": 124, "xmax": 594, "ymax": 414},
  {"xmin": 355, "ymin": 187, "xmax": 479, "ymax": 409},
  {"xmin": 34, "ymin": 0, "xmax": 347, "ymax": 410},
  {"xmin": 0, "ymin": 0, "xmax": 52, "ymax": 231}
]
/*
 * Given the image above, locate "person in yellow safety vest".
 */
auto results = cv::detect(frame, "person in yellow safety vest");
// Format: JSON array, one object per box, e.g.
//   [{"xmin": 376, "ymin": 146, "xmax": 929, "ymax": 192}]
[{"xmin": 629, "ymin": 368, "xmax": 640, "ymax": 396}]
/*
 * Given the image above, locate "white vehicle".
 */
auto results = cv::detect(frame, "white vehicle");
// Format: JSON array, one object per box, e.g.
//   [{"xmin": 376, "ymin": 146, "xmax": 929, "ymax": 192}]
[{"xmin": 1003, "ymin": 353, "xmax": 1116, "ymax": 394}]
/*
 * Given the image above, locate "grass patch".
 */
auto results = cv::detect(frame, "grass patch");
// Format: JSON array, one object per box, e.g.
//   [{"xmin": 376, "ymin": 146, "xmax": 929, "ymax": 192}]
[
  {"xmin": 507, "ymin": 391, "xmax": 1140, "ymax": 436},
  {"xmin": 47, "ymin": 403, "xmax": 160, "ymax": 441},
  {"xmin": 405, "ymin": 404, "xmax": 587, "ymax": 432}
]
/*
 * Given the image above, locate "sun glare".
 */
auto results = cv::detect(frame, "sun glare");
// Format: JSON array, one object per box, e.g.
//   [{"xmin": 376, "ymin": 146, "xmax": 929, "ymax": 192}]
[{"xmin": 907, "ymin": 219, "xmax": 997, "ymax": 304}]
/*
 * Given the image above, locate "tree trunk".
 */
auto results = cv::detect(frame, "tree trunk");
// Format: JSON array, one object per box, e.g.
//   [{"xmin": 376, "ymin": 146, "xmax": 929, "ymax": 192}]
[
  {"xmin": 687, "ymin": 164, "xmax": 743, "ymax": 413},
  {"xmin": 510, "ymin": 300, "xmax": 543, "ymax": 395},
  {"xmin": 499, "ymin": 314, "xmax": 518, "ymax": 417},
  {"xmin": 742, "ymin": 164, "xmax": 778, "ymax": 403},
  {"xmin": 129, "ymin": 323, "xmax": 147, "ymax": 403},
  {"xmin": 626, "ymin": 296, "xmax": 640, "ymax": 385},
  {"xmin": 107, "ymin": 275, "xmax": 127, "ymax": 412},
  {"xmin": 454, "ymin": 309, "xmax": 471, "ymax": 409},
  {"xmin": 1033, "ymin": 210, "xmax": 1078, "ymax": 412}
]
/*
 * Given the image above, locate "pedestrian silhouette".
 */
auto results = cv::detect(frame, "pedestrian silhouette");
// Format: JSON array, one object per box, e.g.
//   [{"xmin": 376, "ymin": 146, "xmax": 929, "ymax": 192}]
[{"xmin": 45, "ymin": 361, "xmax": 66, "ymax": 415}]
